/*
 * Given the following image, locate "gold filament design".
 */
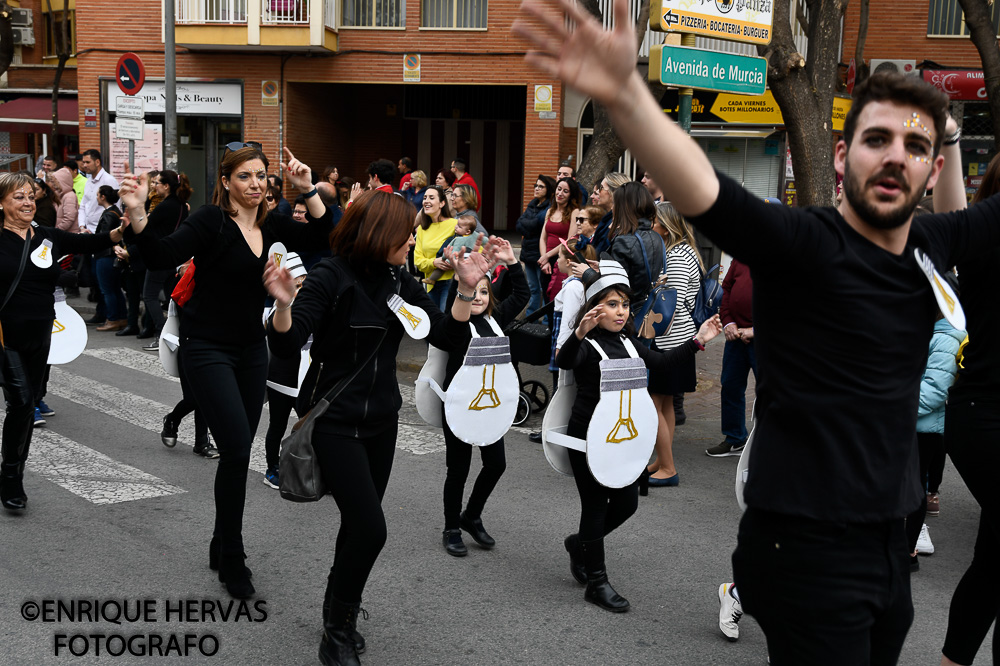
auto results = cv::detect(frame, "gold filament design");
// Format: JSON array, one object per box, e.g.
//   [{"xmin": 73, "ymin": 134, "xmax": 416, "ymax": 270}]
[
  {"xmin": 52, "ymin": 320, "xmax": 65, "ymax": 333},
  {"xmin": 932, "ymin": 273, "xmax": 955, "ymax": 312},
  {"xmin": 607, "ymin": 390, "xmax": 639, "ymax": 443},
  {"xmin": 398, "ymin": 305, "xmax": 422, "ymax": 330},
  {"xmin": 468, "ymin": 365, "xmax": 501, "ymax": 410},
  {"xmin": 39, "ymin": 246, "xmax": 49, "ymax": 259},
  {"xmin": 273, "ymin": 252, "xmax": 283, "ymax": 266}
]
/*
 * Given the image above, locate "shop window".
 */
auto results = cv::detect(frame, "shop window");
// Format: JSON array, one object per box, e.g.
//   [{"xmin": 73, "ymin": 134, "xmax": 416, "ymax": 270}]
[
  {"xmin": 421, "ymin": 0, "xmax": 486, "ymax": 28},
  {"xmin": 928, "ymin": 0, "xmax": 1000, "ymax": 36},
  {"xmin": 342, "ymin": 0, "xmax": 404, "ymax": 27},
  {"xmin": 44, "ymin": 10, "xmax": 76, "ymax": 57}
]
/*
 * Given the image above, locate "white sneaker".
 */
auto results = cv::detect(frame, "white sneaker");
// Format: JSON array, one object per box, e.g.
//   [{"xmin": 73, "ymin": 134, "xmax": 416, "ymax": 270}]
[
  {"xmin": 917, "ymin": 523, "xmax": 935, "ymax": 555},
  {"xmin": 718, "ymin": 583, "xmax": 742, "ymax": 641}
]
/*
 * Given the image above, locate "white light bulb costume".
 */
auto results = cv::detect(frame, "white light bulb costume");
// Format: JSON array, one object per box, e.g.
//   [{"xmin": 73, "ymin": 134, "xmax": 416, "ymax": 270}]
[
  {"xmin": 261, "ymin": 252, "xmax": 312, "ymax": 395},
  {"xmin": 416, "ymin": 317, "xmax": 519, "ymax": 447},
  {"xmin": 48, "ymin": 288, "xmax": 87, "ymax": 365}
]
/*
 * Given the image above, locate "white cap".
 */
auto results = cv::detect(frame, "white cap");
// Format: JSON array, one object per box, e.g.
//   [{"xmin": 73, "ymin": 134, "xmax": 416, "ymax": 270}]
[
  {"xmin": 585, "ymin": 260, "xmax": 630, "ymax": 301},
  {"xmin": 285, "ymin": 252, "xmax": 307, "ymax": 279}
]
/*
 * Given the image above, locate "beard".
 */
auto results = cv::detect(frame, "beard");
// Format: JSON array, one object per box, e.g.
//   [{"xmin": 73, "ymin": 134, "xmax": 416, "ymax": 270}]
[{"xmin": 843, "ymin": 159, "xmax": 928, "ymax": 230}]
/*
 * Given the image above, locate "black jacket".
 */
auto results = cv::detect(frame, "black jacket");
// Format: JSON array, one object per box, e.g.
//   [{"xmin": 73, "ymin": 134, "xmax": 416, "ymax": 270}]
[
  {"xmin": 602, "ymin": 218, "xmax": 665, "ymax": 305},
  {"xmin": 267, "ymin": 254, "xmax": 464, "ymax": 438},
  {"xmin": 94, "ymin": 207, "xmax": 123, "ymax": 259},
  {"xmin": 515, "ymin": 198, "xmax": 548, "ymax": 263}
]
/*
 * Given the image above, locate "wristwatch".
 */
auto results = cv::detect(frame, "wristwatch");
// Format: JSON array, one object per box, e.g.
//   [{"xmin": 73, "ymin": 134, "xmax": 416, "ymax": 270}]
[{"xmin": 456, "ymin": 290, "xmax": 475, "ymax": 302}]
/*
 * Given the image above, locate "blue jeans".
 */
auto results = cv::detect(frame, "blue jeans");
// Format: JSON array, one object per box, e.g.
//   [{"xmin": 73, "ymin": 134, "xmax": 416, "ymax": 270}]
[
  {"xmin": 427, "ymin": 279, "xmax": 451, "ymax": 312},
  {"xmin": 94, "ymin": 256, "xmax": 126, "ymax": 321},
  {"xmin": 721, "ymin": 338, "xmax": 757, "ymax": 445},
  {"xmin": 522, "ymin": 261, "xmax": 542, "ymax": 316}
]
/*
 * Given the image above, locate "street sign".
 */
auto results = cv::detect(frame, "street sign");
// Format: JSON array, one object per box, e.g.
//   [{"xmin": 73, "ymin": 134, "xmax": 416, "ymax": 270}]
[
  {"xmin": 649, "ymin": 0, "xmax": 773, "ymax": 46},
  {"xmin": 115, "ymin": 96, "xmax": 144, "ymax": 119},
  {"xmin": 115, "ymin": 117, "xmax": 145, "ymax": 141},
  {"xmin": 116, "ymin": 52, "xmax": 146, "ymax": 96},
  {"xmin": 649, "ymin": 45, "xmax": 767, "ymax": 95}
]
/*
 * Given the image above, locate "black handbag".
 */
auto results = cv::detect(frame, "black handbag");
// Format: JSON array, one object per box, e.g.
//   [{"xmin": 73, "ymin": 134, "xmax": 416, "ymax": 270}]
[
  {"xmin": 278, "ymin": 327, "xmax": 388, "ymax": 503},
  {"xmin": 0, "ymin": 228, "xmax": 35, "ymax": 408}
]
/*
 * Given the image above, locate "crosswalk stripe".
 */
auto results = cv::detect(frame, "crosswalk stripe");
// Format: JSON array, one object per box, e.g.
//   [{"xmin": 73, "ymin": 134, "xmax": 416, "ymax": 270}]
[
  {"xmin": 0, "ymin": 414, "xmax": 184, "ymax": 505},
  {"xmin": 83, "ymin": 347, "xmax": 179, "ymax": 383}
]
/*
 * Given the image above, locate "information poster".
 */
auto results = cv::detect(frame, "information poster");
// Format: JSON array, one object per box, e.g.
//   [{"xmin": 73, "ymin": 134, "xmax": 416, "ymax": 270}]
[{"xmin": 109, "ymin": 123, "xmax": 163, "ymax": 182}]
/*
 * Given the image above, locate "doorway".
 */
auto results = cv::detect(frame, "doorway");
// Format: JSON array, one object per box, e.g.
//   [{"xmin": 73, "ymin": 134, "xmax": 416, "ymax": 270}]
[{"xmin": 177, "ymin": 116, "xmax": 242, "ymax": 210}]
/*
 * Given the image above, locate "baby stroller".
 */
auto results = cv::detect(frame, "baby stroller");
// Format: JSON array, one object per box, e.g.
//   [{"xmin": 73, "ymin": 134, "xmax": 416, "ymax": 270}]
[{"xmin": 504, "ymin": 301, "xmax": 554, "ymax": 426}]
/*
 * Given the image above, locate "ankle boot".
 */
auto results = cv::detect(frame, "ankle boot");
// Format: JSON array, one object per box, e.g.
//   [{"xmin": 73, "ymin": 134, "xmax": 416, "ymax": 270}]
[
  {"xmin": 580, "ymin": 539, "xmax": 630, "ymax": 612},
  {"xmin": 209, "ymin": 536, "xmax": 253, "ymax": 577},
  {"xmin": 218, "ymin": 551, "xmax": 255, "ymax": 599},
  {"xmin": 563, "ymin": 534, "xmax": 586, "ymax": 585},
  {"xmin": 0, "ymin": 463, "xmax": 26, "ymax": 511},
  {"xmin": 319, "ymin": 596, "xmax": 362, "ymax": 666},
  {"xmin": 323, "ymin": 579, "xmax": 366, "ymax": 654}
]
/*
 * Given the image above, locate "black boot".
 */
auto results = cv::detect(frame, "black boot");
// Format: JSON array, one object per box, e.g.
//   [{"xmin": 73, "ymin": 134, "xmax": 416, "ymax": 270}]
[
  {"xmin": 563, "ymin": 534, "xmax": 586, "ymax": 585},
  {"xmin": 673, "ymin": 393, "xmax": 686, "ymax": 426},
  {"xmin": 459, "ymin": 511, "xmax": 496, "ymax": 548},
  {"xmin": 319, "ymin": 597, "xmax": 362, "ymax": 666},
  {"xmin": 0, "ymin": 464, "xmax": 26, "ymax": 511},
  {"xmin": 581, "ymin": 539, "xmax": 629, "ymax": 612},
  {"xmin": 323, "ymin": 580, "xmax": 366, "ymax": 654},
  {"xmin": 218, "ymin": 550, "xmax": 255, "ymax": 599},
  {"xmin": 209, "ymin": 536, "xmax": 253, "ymax": 577}
]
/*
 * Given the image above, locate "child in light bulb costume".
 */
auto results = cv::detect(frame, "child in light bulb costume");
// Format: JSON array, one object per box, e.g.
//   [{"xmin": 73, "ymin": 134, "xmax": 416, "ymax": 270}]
[{"xmin": 554, "ymin": 260, "xmax": 721, "ymax": 612}]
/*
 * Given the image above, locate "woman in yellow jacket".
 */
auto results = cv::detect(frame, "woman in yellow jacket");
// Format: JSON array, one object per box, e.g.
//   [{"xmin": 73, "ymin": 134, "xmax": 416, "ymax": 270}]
[{"xmin": 414, "ymin": 185, "xmax": 459, "ymax": 310}]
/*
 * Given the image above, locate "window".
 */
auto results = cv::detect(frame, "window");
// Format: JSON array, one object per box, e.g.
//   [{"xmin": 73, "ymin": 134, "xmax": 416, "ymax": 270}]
[
  {"xmin": 421, "ymin": 0, "xmax": 486, "ymax": 28},
  {"xmin": 342, "ymin": 0, "xmax": 404, "ymax": 27},
  {"xmin": 43, "ymin": 10, "xmax": 76, "ymax": 57},
  {"xmin": 928, "ymin": 0, "xmax": 1000, "ymax": 36}
]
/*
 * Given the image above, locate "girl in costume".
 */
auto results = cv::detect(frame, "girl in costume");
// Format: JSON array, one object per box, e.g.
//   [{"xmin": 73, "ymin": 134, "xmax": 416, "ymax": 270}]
[
  {"xmin": 555, "ymin": 260, "xmax": 721, "ymax": 612},
  {"xmin": 437, "ymin": 238, "xmax": 529, "ymax": 557}
]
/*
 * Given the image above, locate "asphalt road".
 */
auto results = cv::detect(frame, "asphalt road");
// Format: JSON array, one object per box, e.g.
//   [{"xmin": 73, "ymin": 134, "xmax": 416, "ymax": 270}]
[{"xmin": 0, "ymin": 307, "xmax": 992, "ymax": 665}]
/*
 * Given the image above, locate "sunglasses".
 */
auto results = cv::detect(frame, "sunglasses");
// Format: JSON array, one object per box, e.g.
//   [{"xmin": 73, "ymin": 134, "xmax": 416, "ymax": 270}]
[
  {"xmin": 265, "ymin": 195, "xmax": 275, "ymax": 202},
  {"xmin": 223, "ymin": 141, "xmax": 263, "ymax": 156},
  {"xmin": 574, "ymin": 216, "xmax": 589, "ymax": 223}
]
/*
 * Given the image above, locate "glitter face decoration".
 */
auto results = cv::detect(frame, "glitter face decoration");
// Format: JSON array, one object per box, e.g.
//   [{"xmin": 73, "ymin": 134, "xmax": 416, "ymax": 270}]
[{"xmin": 904, "ymin": 112, "xmax": 933, "ymax": 163}]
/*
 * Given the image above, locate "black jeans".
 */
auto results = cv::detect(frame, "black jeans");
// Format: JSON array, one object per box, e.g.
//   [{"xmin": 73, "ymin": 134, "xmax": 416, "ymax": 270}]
[
  {"xmin": 179, "ymin": 337, "xmax": 268, "ymax": 557},
  {"xmin": 168, "ymin": 358, "xmax": 208, "ymax": 444},
  {"xmin": 2, "ymin": 335, "xmax": 51, "ymax": 479},
  {"xmin": 143, "ymin": 268, "xmax": 171, "ymax": 334},
  {"xmin": 566, "ymin": 449, "xmax": 638, "ymax": 542},
  {"xmin": 942, "ymin": 399, "xmax": 1000, "ymax": 665},
  {"xmin": 442, "ymin": 416, "xmax": 506, "ymax": 529},
  {"xmin": 919, "ymin": 431, "xmax": 945, "ymax": 494},
  {"xmin": 121, "ymin": 265, "xmax": 147, "ymax": 329},
  {"xmin": 732, "ymin": 508, "xmax": 912, "ymax": 666},
  {"xmin": 264, "ymin": 388, "xmax": 298, "ymax": 470},
  {"xmin": 314, "ymin": 424, "xmax": 397, "ymax": 603}
]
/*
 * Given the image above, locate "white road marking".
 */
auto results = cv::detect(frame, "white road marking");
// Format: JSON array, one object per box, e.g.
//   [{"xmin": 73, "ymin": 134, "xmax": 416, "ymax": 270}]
[{"xmin": 83, "ymin": 347, "xmax": 179, "ymax": 383}]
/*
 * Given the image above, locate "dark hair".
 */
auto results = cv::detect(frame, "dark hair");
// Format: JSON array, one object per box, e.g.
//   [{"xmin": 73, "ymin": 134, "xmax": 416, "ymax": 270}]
[
  {"xmin": 41, "ymin": 155, "xmax": 55, "ymax": 163},
  {"xmin": 213, "ymin": 145, "xmax": 270, "ymax": 227},
  {"xmin": 611, "ymin": 181, "xmax": 656, "ymax": 236},
  {"xmin": 536, "ymin": 174, "xmax": 557, "ymax": 203},
  {"xmin": 368, "ymin": 159, "xmax": 396, "ymax": 186},
  {"xmin": 63, "ymin": 159, "xmax": 78, "ymax": 171},
  {"xmin": 559, "ymin": 161, "xmax": 575, "ymax": 176},
  {"xmin": 559, "ymin": 236, "xmax": 597, "ymax": 262},
  {"xmin": 399, "ymin": 156, "xmax": 413, "ymax": 170},
  {"xmin": 972, "ymin": 152, "xmax": 1000, "ymax": 205},
  {"xmin": 293, "ymin": 193, "xmax": 307, "ymax": 207},
  {"xmin": 418, "ymin": 186, "xmax": 455, "ymax": 230},
  {"xmin": 33, "ymin": 177, "xmax": 55, "ymax": 200},
  {"xmin": 266, "ymin": 183, "xmax": 281, "ymax": 205},
  {"xmin": 158, "ymin": 169, "xmax": 193, "ymax": 203},
  {"xmin": 322, "ymin": 166, "xmax": 338, "ymax": 183},
  {"xmin": 844, "ymin": 71, "xmax": 950, "ymax": 156},
  {"xmin": 268, "ymin": 174, "xmax": 283, "ymax": 190},
  {"xmin": 98, "ymin": 184, "xmax": 120, "ymax": 205},
  {"xmin": 453, "ymin": 157, "xmax": 468, "ymax": 171},
  {"xmin": 477, "ymin": 275, "xmax": 497, "ymax": 317},
  {"xmin": 81, "ymin": 149, "xmax": 102, "ymax": 163},
  {"xmin": 550, "ymin": 176, "xmax": 581, "ymax": 218},
  {"xmin": 436, "ymin": 169, "xmax": 457, "ymax": 188},
  {"xmin": 329, "ymin": 190, "xmax": 415, "ymax": 270},
  {"xmin": 574, "ymin": 283, "xmax": 636, "ymax": 339}
]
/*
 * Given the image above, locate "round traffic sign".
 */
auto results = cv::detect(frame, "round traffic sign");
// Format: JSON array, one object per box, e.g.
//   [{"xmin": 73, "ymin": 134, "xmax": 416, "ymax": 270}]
[{"xmin": 117, "ymin": 52, "xmax": 146, "ymax": 96}]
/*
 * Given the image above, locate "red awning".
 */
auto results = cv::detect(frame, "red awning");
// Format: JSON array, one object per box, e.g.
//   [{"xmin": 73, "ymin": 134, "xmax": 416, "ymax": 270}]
[{"xmin": 0, "ymin": 97, "xmax": 78, "ymax": 135}]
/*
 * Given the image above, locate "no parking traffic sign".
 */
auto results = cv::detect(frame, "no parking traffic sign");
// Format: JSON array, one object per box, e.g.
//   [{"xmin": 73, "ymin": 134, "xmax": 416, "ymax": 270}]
[{"xmin": 116, "ymin": 53, "xmax": 145, "ymax": 96}]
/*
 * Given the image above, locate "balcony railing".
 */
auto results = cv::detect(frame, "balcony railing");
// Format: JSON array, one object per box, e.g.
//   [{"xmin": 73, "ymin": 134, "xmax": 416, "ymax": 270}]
[
  {"xmin": 325, "ymin": 0, "xmax": 338, "ymax": 29},
  {"xmin": 263, "ymin": 0, "xmax": 308, "ymax": 23},
  {"xmin": 342, "ymin": 0, "xmax": 404, "ymax": 28},
  {"xmin": 176, "ymin": 0, "xmax": 247, "ymax": 23}
]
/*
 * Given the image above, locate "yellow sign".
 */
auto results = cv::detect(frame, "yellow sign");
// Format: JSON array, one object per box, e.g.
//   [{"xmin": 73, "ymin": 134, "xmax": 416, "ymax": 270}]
[
  {"xmin": 534, "ymin": 85, "xmax": 553, "ymax": 112},
  {"xmin": 403, "ymin": 54, "xmax": 421, "ymax": 83},
  {"xmin": 709, "ymin": 91, "xmax": 852, "ymax": 130}
]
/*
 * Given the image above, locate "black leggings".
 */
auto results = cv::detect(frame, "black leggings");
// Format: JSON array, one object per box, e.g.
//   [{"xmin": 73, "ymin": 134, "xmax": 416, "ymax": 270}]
[
  {"xmin": 1, "ymin": 335, "xmax": 51, "ymax": 478},
  {"xmin": 264, "ymin": 388, "xmax": 298, "ymax": 470},
  {"xmin": 942, "ymin": 399, "xmax": 1000, "ymax": 665},
  {"xmin": 314, "ymin": 424, "xmax": 397, "ymax": 603},
  {"xmin": 169, "ymin": 357, "xmax": 208, "ymax": 443},
  {"xmin": 179, "ymin": 338, "xmax": 268, "ymax": 558},
  {"xmin": 567, "ymin": 449, "xmax": 638, "ymax": 542},
  {"xmin": 442, "ymin": 417, "xmax": 506, "ymax": 530},
  {"xmin": 904, "ymin": 431, "xmax": 945, "ymax": 553}
]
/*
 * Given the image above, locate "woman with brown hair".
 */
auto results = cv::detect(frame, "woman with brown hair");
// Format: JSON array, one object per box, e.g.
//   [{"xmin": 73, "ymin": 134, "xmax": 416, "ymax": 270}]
[
  {"xmin": 414, "ymin": 185, "xmax": 460, "ymax": 310},
  {"xmin": 263, "ymin": 190, "xmax": 496, "ymax": 666},
  {"xmin": 539, "ymin": 176, "xmax": 580, "ymax": 299},
  {"xmin": 118, "ymin": 143, "xmax": 332, "ymax": 599}
]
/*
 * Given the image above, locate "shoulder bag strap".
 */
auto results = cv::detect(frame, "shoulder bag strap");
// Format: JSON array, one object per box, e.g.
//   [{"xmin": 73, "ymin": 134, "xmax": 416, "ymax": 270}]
[{"xmin": 1, "ymin": 227, "xmax": 31, "ymax": 314}]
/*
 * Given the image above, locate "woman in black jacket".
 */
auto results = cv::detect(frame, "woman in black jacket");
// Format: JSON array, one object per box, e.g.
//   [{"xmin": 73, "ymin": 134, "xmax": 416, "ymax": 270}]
[
  {"xmin": 93, "ymin": 186, "xmax": 127, "ymax": 331},
  {"xmin": 264, "ymin": 190, "xmax": 496, "ymax": 666},
  {"xmin": 141, "ymin": 170, "xmax": 192, "ymax": 351},
  {"xmin": 0, "ymin": 172, "xmax": 124, "ymax": 511},
  {"xmin": 118, "ymin": 144, "xmax": 332, "ymax": 599},
  {"xmin": 515, "ymin": 174, "xmax": 555, "ymax": 315},
  {"xmin": 31, "ymin": 178, "xmax": 58, "ymax": 228},
  {"xmin": 603, "ymin": 182, "xmax": 665, "ymax": 309}
]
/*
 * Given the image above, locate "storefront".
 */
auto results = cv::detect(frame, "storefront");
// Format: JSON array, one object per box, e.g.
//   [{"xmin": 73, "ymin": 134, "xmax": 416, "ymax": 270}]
[
  {"xmin": 101, "ymin": 80, "xmax": 244, "ymax": 209},
  {"xmin": 922, "ymin": 69, "xmax": 994, "ymax": 202}
]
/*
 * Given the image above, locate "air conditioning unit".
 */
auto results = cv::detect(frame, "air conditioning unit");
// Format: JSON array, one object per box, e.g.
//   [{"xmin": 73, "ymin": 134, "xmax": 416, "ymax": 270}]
[
  {"xmin": 11, "ymin": 27, "xmax": 35, "ymax": 47},
  {"xmin": 870, "ymin": 59, "xmax": 919, "ymax": 77},
  {"xmin": 10, "ymin": 8, "xmax": 32, "ymax": 27}
]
